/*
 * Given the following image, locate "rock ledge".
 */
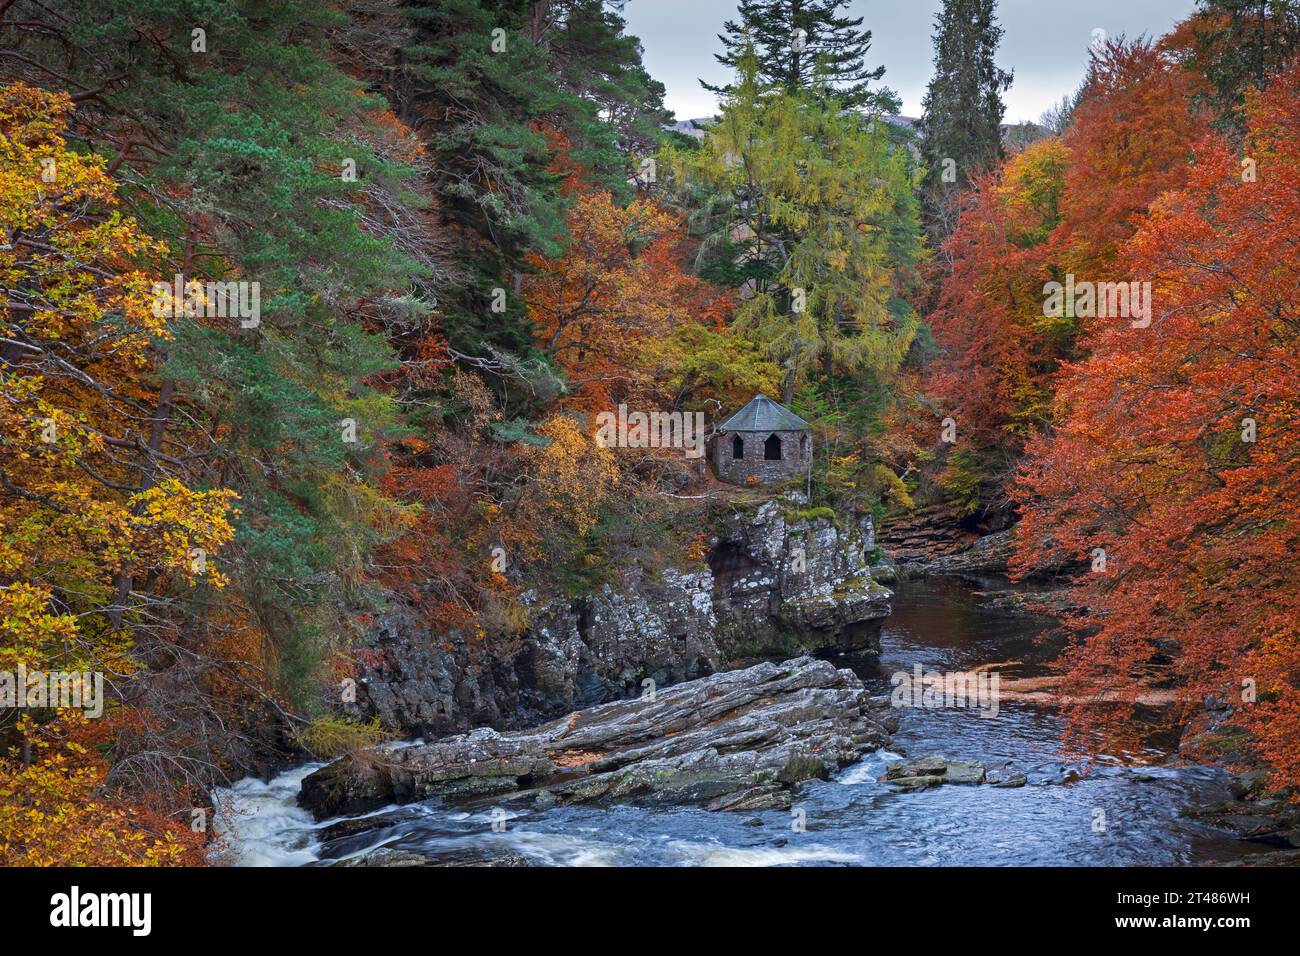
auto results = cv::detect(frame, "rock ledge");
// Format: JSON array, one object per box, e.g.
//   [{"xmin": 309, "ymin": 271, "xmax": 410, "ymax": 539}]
[{"xmin": 300, "ymin": 656, "xmax": 894, "ymax": 819}]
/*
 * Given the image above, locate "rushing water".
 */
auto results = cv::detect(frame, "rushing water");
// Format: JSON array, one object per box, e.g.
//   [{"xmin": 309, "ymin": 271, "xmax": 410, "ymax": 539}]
[{"xmin": 213, "ymin": 577, "xmax": 1263, "ymax": 867}]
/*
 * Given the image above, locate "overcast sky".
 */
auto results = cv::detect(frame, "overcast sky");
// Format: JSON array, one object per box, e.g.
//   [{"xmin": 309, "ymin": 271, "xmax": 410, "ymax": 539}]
[{"xmin": 622, "ymin": 0, "xmax": 1200, "ymax": 124}]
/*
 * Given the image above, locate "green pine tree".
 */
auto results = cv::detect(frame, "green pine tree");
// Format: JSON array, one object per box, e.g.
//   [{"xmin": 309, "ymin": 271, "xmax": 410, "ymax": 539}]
[
  {"xmin": 703, "ymin": 0, "xmax": 899, "ymax": 112},
  {"xmin": 395, "ymin": 0, "xmax": 672, "ymax": 400},
  {"xmin": 919, "ymin": 0, "xmax": 1013, "ymax": 236},
  {"xmin": 1185, "ymin": 0, "xmax": 1300, "ymax": 133}
]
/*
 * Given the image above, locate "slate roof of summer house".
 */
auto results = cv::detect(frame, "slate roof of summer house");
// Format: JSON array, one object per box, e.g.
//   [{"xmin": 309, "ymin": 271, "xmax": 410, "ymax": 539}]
[{"xmin": 717, "ymin": 394, "xmax": 810, "ymax": 432}]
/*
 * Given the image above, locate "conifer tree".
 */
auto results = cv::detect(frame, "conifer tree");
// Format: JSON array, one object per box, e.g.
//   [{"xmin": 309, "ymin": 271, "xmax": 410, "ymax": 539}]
[
  {"xmin": 396, "ymin": 0, "xmax": 672, "ymax": 384},
  {"xmin": 920, "ymin": 0, "xmax": 1013, "ymax": 237},
  {"xmin": 1180, "ymin": 0, "xmax": 1300, "ymax": 132},
  {"xmin": 704, "ymin": 0, "xmax": 899, "ymax": 112},
  {"xmin": 674, "ymin": 54, "xmax": 923, "ymax": 405}
]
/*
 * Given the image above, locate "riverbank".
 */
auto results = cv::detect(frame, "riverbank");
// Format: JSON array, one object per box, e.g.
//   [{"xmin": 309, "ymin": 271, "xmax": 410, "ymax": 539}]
[{"xmin": 213, "ymin": 577, "xmax": 1276, "ymax": 867}]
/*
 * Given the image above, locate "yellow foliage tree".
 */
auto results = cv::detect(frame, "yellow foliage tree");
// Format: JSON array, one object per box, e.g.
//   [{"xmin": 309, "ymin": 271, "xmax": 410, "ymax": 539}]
[
  {"xmin": 525, "ymin": 415, "xmax": 620, "ymax": 538},
  {"xmin": 0, "ymin": 82, "xmax": 235, "ymax": 863}
]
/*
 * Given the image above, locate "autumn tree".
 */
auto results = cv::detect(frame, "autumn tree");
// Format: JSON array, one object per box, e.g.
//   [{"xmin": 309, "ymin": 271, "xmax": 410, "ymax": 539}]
[
  {"xmin": 0, "ymin": 83, "xmax": 235, "ymax": 860},
  {"xmin": 525, "ymin": 187, "xmax": 757, "ymax": 412},
  {"xmin": 673, "ymin": 53, "xmax": 924, "ymax": 405},
  {"xmin": 1054, "ymin": 37, "xmax": 1208, "ymax": 280},
  {"xmin": 1013, "ymin": 62, "xmax": 1300, "ymax": 789},
  {"xmin": 912, "ymin": 37, "xmax": 1208, "ymax": 513},
  {"xmin": 915, "ymin": 139, "xmax": 1067, "ymax": 510}
]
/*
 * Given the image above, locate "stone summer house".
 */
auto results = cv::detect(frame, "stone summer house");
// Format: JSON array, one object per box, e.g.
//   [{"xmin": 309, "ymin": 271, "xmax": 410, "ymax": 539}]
[{"xmin": 711, "ymin": 394, "xmax": 812, "ymax": 485}]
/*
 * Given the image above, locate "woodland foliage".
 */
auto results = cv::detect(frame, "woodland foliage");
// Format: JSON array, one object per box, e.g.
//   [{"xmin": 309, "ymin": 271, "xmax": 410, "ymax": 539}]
[
  {"xmin": 1, "ymin": 0, "xmax": 1299, "ymax": 867},
  {"xmin": 0, "ymin": 0, "xmax": 753, "ymax": 862},
  {"xmin": 1013, "ymin": 63, "xmax": 1300, "ymax": 778},
  {"xmin": 914, "ymin": 5, "xmax": 1300, "ymax": 790}
]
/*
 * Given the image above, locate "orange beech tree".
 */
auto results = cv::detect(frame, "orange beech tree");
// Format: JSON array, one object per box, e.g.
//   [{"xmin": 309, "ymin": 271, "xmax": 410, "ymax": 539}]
[
  {"xmin": 1053, "ymin": 37, "xmax": 1209, "ymax": 280},
  {"xmin": 913, "ymin": 38, "xmax": 1209, "ymax": 511},
  {"xmin": 1013, "ymin": 63, "xmax": 1300, "ymax": 789},
  {"xmin": 924, "ymin": 139, "xmax": 1068, "ymax": 457}
]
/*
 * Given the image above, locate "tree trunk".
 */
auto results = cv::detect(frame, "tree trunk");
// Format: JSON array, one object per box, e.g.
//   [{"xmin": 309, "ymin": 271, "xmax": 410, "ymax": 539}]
[
  {"xmin": 529, "ymin": 1, "xmax": 550, "ymax": 46},
  {"xmin": 109, "ymin": 376, "xmax": 174, "ymax": 627},
  {"xmin": 108, "ymin": 235, "xmax": 190, "ymax": 627}
]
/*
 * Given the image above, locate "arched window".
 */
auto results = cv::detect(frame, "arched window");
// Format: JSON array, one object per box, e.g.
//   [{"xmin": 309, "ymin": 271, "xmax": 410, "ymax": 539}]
[
  {"xmin": 800, "ymin": 434, "xmax": 809, "ymax": 457},
  {"xmin": 732, "ymin": 434, "xmax": 744, "ymax": 459},
  {"xmin": 764, "ymin": 434, "xmax": 782, "ymax": 460}
]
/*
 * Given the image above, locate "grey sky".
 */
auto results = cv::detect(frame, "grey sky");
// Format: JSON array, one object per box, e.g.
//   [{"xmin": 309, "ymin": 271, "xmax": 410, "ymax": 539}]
[{"xmin": 622, "ymin": 0, "xmax": 1200, "ymax": 124}]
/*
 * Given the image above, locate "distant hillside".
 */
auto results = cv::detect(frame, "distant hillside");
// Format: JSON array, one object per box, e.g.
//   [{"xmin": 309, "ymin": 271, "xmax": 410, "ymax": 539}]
[{"xmin": 670, "ymin": 114, "xmax": 1045, "ymax": 145}]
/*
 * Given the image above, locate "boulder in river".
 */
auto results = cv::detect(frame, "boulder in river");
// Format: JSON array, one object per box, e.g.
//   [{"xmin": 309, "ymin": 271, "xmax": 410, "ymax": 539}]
[
  {"xmin": 882, "ymin": 755, "xmax": 1030, "ymax": 789},
  {"xmin": 984, "ymin": 766, "xmax": 1029, "ymax": 788},
  {"xmin": 299, "ymin": 656, "xmax": 892, "ymax": 820},
  {"xmin": 335, "ymin": 846, "xmax": 533, "ymax": 867}
]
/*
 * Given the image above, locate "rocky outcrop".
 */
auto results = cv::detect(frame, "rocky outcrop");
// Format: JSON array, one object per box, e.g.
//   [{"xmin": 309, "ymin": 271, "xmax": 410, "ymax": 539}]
[
  {"xmin": 880, "ymin": 504, "xmax": 988, "ymax": 568},
  {"xmin": 346, "ymin": 496, "xmax": 890, "ymax": 738},
  {"xmin": 302, "ymin": 656, "xmax": 895, "ymax": 819},
  {"xmin": 708, "ymin": 500, "xmax": 889, "ymax": 657},
  {"xmin": 1183, "ymin": 767, "xmax": 1300, "ymax": 854},
  {"xmin": 882, "ymin": 754, "xmax": 1027, "ymax": 790},
  {"xmin": 879, "ymin": 504, "xmax": 1015, "ymax": 577}
]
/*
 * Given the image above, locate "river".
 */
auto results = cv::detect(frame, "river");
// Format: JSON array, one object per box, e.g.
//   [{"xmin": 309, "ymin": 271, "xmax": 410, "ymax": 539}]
[{"xmin": 212, "ymin": 576, "xmax": 1264, "ymax": 866}]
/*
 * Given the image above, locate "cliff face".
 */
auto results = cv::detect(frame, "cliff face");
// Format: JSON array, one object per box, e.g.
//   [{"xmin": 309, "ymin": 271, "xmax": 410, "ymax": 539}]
[{"xmin": 346, "ymin": 496, "xmax": 891, "ymax": 738}]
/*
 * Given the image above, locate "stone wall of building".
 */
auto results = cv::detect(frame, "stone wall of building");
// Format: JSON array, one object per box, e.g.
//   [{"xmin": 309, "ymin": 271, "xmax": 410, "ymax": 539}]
[{"xmin": 712, "ymin": 429, "xmax": 810, "ymax": 485}]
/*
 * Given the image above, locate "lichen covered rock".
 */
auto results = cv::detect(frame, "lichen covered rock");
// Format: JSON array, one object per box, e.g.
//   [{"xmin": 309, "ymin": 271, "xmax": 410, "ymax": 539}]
[
  {"xmin": 301, "ymin": 656, "xmax": 892, "ymax": 819},
  {"xmin": 346, "ymin": 494, "xmax": 891, "ymax": 738}
]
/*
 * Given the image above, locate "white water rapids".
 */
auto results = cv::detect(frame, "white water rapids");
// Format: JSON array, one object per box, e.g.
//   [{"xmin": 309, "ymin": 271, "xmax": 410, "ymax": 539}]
[{"xmin": 212, "ymin": 579, "xmax": 1267, "ymax": 867}]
